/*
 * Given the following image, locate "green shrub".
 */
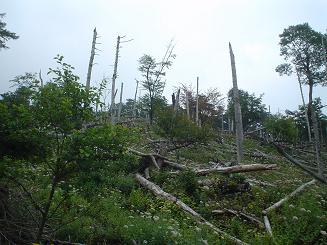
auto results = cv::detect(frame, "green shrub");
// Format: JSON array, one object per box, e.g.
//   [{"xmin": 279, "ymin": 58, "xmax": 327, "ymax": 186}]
[
  {"xmin": 264, "ymin": 115, "xmax": 298, "ymax": 143},
  {"xmin": 155, "ymin": 108, "xmax": 214, "ymax": 144}
]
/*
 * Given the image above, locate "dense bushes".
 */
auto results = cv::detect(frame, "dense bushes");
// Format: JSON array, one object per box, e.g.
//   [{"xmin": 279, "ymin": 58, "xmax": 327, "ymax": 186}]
[
  {"xmin": 155, "ymin": 108, "xmax": 214, "ymax": 144},
  {"xmin": 264, "ymin": 115, "xmax": 298, "ymax": 143}
]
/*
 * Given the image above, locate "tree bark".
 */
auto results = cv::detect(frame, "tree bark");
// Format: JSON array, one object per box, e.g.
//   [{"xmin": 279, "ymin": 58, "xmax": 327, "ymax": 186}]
[
  {"xmin": 196, "ymin": 76, "xmax": 199, "ymax": 126},
  {"xmin": 111, "ymin": 35, "xmax": 121, "ymax": 124},
  {"xmin": 296, "ymin": 70, "xmax": 311, "ymax": 142},
  {"xmin": 86, "ymin": 28, "xmax": 97, "ymax": 90},
  {"xmin": 229, "ymin": 43, "xmax": 244, "ymax": 164},
  {"xmin": 185, "ymin": 90, "xmax": 190, "ymax": 120},
  {"xmin": 133, "ymin": 80, "xmax": 139, "ymax": 118},
  {"xmin": 36, "ymin": 178, "xmax": 57, "ymax": 241},
  {"xmin": 196, "ymin": 164, "xmax": 278, "ymax": 176},
  {"xmin": 117, "ymin": 82, "xmax": 123, "ymax": 122}
]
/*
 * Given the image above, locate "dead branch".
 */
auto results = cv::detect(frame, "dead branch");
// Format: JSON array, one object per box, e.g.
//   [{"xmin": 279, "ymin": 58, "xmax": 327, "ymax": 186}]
[
  {"xmin": 196, "ymin": 164, "xmax": 278, "ymax": 176},
  {"xmin": 212, "ymin": 209, "xmax": 264, "ymax": 228},
  {"xmin": 135, "ymin": 173, "xmax": 249, "ymax": 245},
  {"xmin": 262, "ymin": 179, "xmax": 316, "ymax": 237},
  {"xmin": 263, "ymin": 179, "xmax": 316, "ymax": 214},
  {"xmin": 163, "ymin": 160, "xmax": 188, "ymax": 170}
]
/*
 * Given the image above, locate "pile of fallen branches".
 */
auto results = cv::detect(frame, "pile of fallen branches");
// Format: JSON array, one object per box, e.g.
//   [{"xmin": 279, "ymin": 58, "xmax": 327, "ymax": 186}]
[{"xmin": 129, "ymin": 147, "xmax": 279, "ymax": 244}]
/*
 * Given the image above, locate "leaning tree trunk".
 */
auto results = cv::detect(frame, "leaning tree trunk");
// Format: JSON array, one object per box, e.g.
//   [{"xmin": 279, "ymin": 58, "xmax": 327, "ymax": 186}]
[
  {"xmin": 296, "ymin": 70, "xmax": 311, "ymax": 142},
  {"xmin": 229, "ymin": 43, "xmax": 244, "ymax": 164},
  {"xmin": 86, "ymin": 28, "xmax": 97, "ymax": 90},
  {"xmin": 307, "ymin": 76, "xmax": 323, "ymax": 178}
]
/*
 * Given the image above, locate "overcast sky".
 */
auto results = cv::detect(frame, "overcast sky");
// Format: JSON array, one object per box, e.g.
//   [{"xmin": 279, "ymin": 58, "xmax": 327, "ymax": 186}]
[{"xmin": 1, "ymin": 0, "xmax": 327, "ymax": 113}]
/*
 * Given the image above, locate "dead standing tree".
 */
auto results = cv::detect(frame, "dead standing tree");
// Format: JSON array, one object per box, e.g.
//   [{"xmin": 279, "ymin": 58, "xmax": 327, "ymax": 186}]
[
  {"xmin": 229, "ymin": 43, "xmax": 244, "ymax": 164},
  {"xmin": 196, "ymin": 76, "xmax": 199, "ymax": 126},
  {"xmin": 110, "ymin": 35, "xmax": 121, "ymax": 124},
  {"xmin": 110, "ymin": 35, "xmax": 133, "ymax": 124},
  {"xmin": 86, "ymin": 28, "xmax": 99, "ymax": 90}
]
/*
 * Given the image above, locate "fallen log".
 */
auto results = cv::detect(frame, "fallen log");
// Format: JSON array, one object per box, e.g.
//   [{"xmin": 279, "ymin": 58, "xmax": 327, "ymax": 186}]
[
  {"xmin": 262, "ymin": 179, "xmax": 316, "ymax": 237},
  {"xmin": 196, "ymin": 164, "xmax": 278, "ymax": 176},
  {"xmin": 263, "ymin": 179, "xmax": 316, "ymax": 214},
  {"xmin": 273, "ymin": 143, "xmax": 327, "ymax": 184},
  {"xmin": 212, "ymin": 209, "xmax": 264, "ymax": 228},
  {"xmin": 263, "ymin": 215, "xmax": 273, "ymax": 236},
  {"xmin": 135, "ymin": 173, "xmax": 249, "ymax": 245},
  {"xmin": 163, "ymin": 160, "xmax": 188, "ymax": 170}
]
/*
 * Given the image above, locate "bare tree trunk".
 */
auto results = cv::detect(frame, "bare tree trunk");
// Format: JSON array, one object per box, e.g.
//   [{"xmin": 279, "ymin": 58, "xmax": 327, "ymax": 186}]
[
  {"xmin": 39, "ymin": 69, "xmax": 44, "ymax": 87},
  {"xmin": 174, "ymin": 88, "xmax": 180, "ymax": 112},
  {"xmin": 117, "ymin": 82, "xmax": 123, "ymax": 122},
  {"xmin": 228, "ymin": 118, "xmax": 231, "ymax": 133},
  {"xmin": 86, "ymin": 28, "xmax": 97, "ymax": 90},
  {"xmin": 229, "ymin": 43, "xmax": 244, "ymax": 164},
  {"xmin": 312, "ymin": 108, "xmax": 323, "ymax": 177},
  {"xmin": 185, "ymin": 90, "xmax": 190, "ymax": 120},
  {"xmin": 307, "ymin": 74, "xmax": 323, "ymax": 178},
  {"xmin": 111, "ymin": 35, "xmax": 121, "ymax": 124},
  {"xmin": 196, "ymin": 76, "xmax": 199, "ymax": 126},
  {"xmin": 36, "ymin": 179, "xmax": 57, "ymax": 241},
  {"xmin": 296, "ymin": 70, "xmax": 311, "ymax": 142},
  {"xmin": 133, "ymin": 80, "xmax": 139, "ymax": 118}
]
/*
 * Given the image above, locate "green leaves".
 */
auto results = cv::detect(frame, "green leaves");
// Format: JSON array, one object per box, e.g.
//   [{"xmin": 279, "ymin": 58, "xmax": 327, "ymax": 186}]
[{"xmin": 277, "ymin": 23, "xmax": 326, "ymax": 85}]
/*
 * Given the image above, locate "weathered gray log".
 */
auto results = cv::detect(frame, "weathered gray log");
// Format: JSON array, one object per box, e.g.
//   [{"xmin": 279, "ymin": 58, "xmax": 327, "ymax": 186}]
[
  {"xmin": 196, "ymin": 164, "xmax": 278, "ymax": 176},
  {"xmin": 229, "ymin": 43, "xmax": 244, "ymax": 164},
  {"xmin": 135, "ymin": 173, "xmax": 249, "ymax": 245},
  {"xmin": 273, "ymin": 143, "xmax": 327, "ymax": 184},
  {"xmin": 263, "ymin": 215, "xmax": 273, "ymax": 236},
  {"xmin": 264, "ymin": 179, "xmax": 316, "ymax": 214}
]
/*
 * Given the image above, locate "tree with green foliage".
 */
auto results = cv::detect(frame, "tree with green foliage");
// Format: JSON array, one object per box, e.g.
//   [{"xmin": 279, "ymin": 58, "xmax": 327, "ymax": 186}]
[
  {"xmin": 227, "ymin": 89, "xmax": 267, "ymax": 131},
  {"xmin": 0, "ymin": 13, "xmax": 19, "ymax": 50},
  {"xmin": 137, "ymin": 42, "xmax": 175, "ymax": 124},
  {"xmin": 286, "ymin": 98, "xmax": 327, "ymax": 143},
  {"xmin": 264, "ymin": 115, "xmax": 298, "ymax": 143},
  {"xmin": 276, "ymin": 23, "xmax": 326, "ymax": 177},
  {"xmin": 0, "ymin": 55, "xmax": 136, "ymax": 242}
]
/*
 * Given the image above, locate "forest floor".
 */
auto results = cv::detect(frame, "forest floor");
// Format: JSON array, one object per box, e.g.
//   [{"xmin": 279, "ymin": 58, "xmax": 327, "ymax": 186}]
[{"xmin": 123, "ymin": 125, "xmax": 327, "ymax": 245}]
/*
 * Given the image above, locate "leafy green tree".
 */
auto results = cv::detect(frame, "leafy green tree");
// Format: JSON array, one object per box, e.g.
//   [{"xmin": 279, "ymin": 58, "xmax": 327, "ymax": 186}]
[
  {"xmin": 0, "ymin": 55, "xmax": 136, "ymax": 242},
  {"xmin": 264, "ymin": 115, "xmax": 298, "ymax": 143},
  {"xmin": 226, "ymin": 89, "xmax": 267, "ymax": 131},
  {"xmin": 286, "ymin": 98, "xmax": 327, "ymax": 142},
  {"xmin": 137, "ymin": 43, "xmax": 175, "ymax": 124},
  {"xmin": 276, "ymin": 23, "xmax": 326, "ymax": 176},
  {"xmin": 0, "ymin": 13, "xmax": 19, "ymax": 50}
]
